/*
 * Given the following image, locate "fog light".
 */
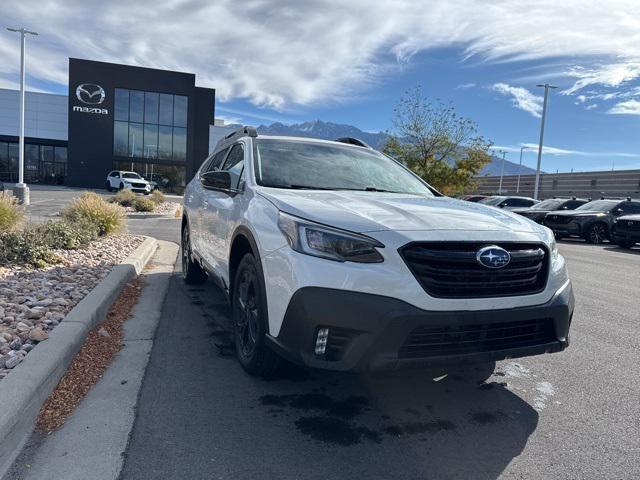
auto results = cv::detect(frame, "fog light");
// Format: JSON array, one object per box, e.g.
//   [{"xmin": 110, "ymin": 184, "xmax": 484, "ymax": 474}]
[{"xmin": 315, "ymin": 328, "xmax": 329, "ymax": 356}]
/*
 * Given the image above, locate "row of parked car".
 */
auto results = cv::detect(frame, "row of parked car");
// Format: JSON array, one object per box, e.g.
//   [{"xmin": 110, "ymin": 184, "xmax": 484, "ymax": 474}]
[{"xmin": 463, "ymin": 194, "xmax": 640, "ymax": 247}]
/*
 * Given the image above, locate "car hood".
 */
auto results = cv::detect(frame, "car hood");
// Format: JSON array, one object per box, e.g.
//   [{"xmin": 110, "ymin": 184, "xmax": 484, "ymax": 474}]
[
  {"xmin": 123, "ymin": 177, "xmax": 149, "ymax": 184},
  {"xmin": 257, "ymin": 188, "xmax": 543, "ymax": 233}
]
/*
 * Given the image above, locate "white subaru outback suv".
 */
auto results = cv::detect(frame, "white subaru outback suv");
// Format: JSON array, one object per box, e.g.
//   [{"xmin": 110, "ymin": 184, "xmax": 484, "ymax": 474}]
[{"xmin": 182, "ymin": 127, "xmax": 574, "ymax": 378}]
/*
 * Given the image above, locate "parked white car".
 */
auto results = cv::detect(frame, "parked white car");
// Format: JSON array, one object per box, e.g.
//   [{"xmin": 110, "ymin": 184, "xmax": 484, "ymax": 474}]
[
  {"xmin": 182, "ymin": 127, "xmax": 574, "ymax": 378},
  {"xmin": 106, "ymin": 171, "xmax": 152, "ymax": 194}
]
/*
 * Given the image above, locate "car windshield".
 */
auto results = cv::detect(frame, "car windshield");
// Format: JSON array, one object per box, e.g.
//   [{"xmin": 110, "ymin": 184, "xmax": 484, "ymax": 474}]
[
  {"xmin": 576, "ymin": 200, "xmax": 618, "ymax": 211},
  {"xmin": 478, "ymin": 196, "xmax": 505, "ymax": 206},
  {"xmin": 531, "ymin": 199, "xmax": 565, "ymax": 210},
  {"xmin": 123, "ymin": 172, "xmax": 142, "ymax": 179},
  {"xmin": 253, "ymin": 139, "xmax": 434, "ymax": 195}
]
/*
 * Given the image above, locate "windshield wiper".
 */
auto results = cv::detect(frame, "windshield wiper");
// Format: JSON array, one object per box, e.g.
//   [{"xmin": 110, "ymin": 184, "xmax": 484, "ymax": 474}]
[{"xmin": 285, "ymin": 184, "xmax": 338, "ymax": 190}]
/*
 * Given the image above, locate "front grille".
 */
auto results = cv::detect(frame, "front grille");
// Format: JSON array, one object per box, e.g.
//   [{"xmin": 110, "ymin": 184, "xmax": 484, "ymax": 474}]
[
  {"xmin": 399, "ymin": 318, "xmax": 555, "ymax": 359},
  {"xmin": 618, "ymin": 220, "xmax": 640, "ymax": 232},
  {"xmin": 131, "ymin": 182, "xmax": 146, "ymax": 188},
  {"xmin": 400, "ymin": 242, "xmax": 549, "ymax": 298},
  {"xmin": 546, "ymin": 214, "xmax": 573, "ymax": 224},
  {"xmin": 322, "ymin": 327, "xmax": 355, "ymax": 361}
]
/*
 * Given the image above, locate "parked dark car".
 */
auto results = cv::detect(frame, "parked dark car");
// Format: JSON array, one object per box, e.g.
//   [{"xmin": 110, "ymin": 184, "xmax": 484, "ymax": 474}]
[
  {"xmin": 461, "ymin": 195, "xmax": 487, "ymax": 202},
  {"xmin": 477, "ymin": 195, "xmax": 539, "ymax": 210},
  {"xmin": 612, "ymin": 214, "xmax": 640, "ymax": 248},
  {"xmin": 544, "ymin": 198, "xmax": 640, "ymax": 244},
  {"xmin": 512, "ymin": 197, "xmax": 589, "ymax": 224}
]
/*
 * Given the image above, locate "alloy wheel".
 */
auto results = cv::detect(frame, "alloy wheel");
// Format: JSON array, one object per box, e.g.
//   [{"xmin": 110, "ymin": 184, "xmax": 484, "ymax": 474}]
[
  {"xmin": 235, "ymin": 269, "xmax": 259, "ymax": 358},
  {"xmin": 590, "ymin": 224, "xmax": 607, "ymax": 243}
]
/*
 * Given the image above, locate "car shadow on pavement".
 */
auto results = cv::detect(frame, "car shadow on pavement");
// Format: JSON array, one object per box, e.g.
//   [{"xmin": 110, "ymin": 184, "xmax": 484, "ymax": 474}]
[
  {"xmin": 122, "ymin": 270, "xmax": 540, "ymax": 480},
  {"xmin": 603, "ymin": 246, "xmax": 640, "ymax": 255}
]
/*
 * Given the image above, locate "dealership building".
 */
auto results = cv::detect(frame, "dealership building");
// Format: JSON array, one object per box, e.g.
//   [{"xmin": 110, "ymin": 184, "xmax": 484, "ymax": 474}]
[{"xmin": 0, "ymin": 58, "xmax": 215, "ymax": 192}]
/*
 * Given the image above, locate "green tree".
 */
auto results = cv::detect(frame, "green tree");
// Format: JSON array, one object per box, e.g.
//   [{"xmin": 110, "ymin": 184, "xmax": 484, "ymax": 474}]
[{"xmin": 384, "ymin": 86, "xmax": 492, "ymax": 196}]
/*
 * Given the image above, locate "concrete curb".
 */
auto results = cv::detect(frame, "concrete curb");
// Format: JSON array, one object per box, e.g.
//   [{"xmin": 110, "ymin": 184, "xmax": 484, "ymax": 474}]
[{"xmin": 0, "ymin": 236, "xmax": 158, "ymax": 478}]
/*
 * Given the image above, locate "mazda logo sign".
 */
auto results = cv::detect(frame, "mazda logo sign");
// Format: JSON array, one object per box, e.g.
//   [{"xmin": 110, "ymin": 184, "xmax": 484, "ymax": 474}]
[
  {"xmin": 476, "ymin": 245, "xmax": 511, "ymax": 269},
  {"xmin": 76, "ymin": 83, "xmax": 105, "ymax": 105}
]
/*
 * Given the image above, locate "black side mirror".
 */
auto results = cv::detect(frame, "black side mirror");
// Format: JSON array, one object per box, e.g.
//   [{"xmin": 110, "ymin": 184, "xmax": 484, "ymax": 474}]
[
  {"xmin": 613, "ymin": 208, "xmax": 624, "ymax": 215},
  {"xmin": 201, "ymin": 171, "xmax": 232, "ymax": 191}
]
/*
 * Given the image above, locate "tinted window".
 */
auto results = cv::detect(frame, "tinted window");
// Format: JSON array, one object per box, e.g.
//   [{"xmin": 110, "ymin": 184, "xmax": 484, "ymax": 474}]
[
  {"xmin": 115, "ymin": 89, "xmax": 129, "ymax": 121},
  {"xmin": 114, "ymin": 121, "xmax": 129, "ymax": 157},
  {"xmin": 123, "ymin": 172, "xmax": 141, "ymax": 179},
  {"xmin": 618, "ymin": 201, "xmax": 640, "ymax": 214},
  {"xmin": 576, "ymin": 200, "xmax": 619, "ymax": 211},
  {"xmin": 478, "ymin": 196, "xmax": 505, "ymax": 206},
  {"xmin": 128, "ymin": 123, "xmax": 144, "ymax": 157},
  {"xmin": 222, "ymin": 144, "xmax": 245, "ymax": 189},
  {"xmin": 54, "ymin": 146, "xmax": 67, "ymax": 163},
  {"xmin": 254, "ymin": 139, "xmax": 433, "ymax": 195},
  {"xmin": 532, "ymin": 199, "xmax": 564, "ymax": 210},
  {"xmin": 143, "ymin": 123, "xmax": 159, "ymax": 158},
  {"xmin": 144, "ymin": 92, "xmax": 159, "ymax": 124},
  {"xmin": 172, "ymin": 127, "xmax": 187, "ymax": 161},
  {"xmin": 562, "ymin": 200, "xmax": 586, "ymax": 209},
  {"xmin": 203, "ymin": 148, "xmax": 229, "ymax": 174},
  {"xmin": 173, "ymin": 96, "xmax": 188, "ymax": 127},
  {"xmin": 129, "ymin": 91, "xmax": 144, "ymax": 123},
  {"xmin": 159, "ymin": 94, "xmax": 173, "ymax": 125},
  {"xmin": 158, "ymin": 125, "xmax": 173, "ymax": 160},
  {"xmin": 503, "ymin": 198, "xmax": 533, "ymax": 207}
]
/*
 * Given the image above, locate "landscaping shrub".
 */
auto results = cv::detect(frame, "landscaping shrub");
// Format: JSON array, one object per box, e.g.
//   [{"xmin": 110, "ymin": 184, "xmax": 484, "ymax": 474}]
[
  {"xmin": 112, "ymin": 189, "xmax": 137, "ymax": 207},
  {"xmin": 63, "ymin": 192, "xmax": 125, "ymax": 236},
  {"xmin": 37, "ymin": 219, "xmax": 100, "ymax": 250},
  {"xmin": 0, "ymin": 193, "xmax": 23, "ymax": 231},
  {"xmin": 133, "ymin": 197, "xmax": 155, "ymax": 212},
  {"xmin": 150, "ymin": 189, "xmax": 165, "ymax": 204},
  {"xmin": 0, "ymin": 226, "xmax": 56, "ymax": 268}
]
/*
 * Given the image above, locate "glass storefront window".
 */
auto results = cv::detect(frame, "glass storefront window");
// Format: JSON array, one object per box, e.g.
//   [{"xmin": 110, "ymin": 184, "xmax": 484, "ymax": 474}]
[
  {"xmin": 113, "ymin": 160, "xmax": 186, "ymax": 194},
  {"xmin": 144, "ymin": 92, "xmax": 159, "ymax": 124},
  {"xmin": 114, "ymin": 89, "xmax": 188, "ymax": 163},
  {"xmin": 158, "ymin": 125, "xmax": 172, "ymax": 160},
  {"xmin": 114, "ymin": 121, "xmax": 129, "ymax": 157},
  {"xmin": 54, "ymin": 146, "xmax": 67, "ymax": 163},
  {"xmin": 115, "ymin": 88, "xmax": 129, "ymax": 121},
  {"xmin": 159, "ymin": 93, "xmax": 173, "ymax": 126},
  {"xmin": 40, "ymin": 145, "xmax": 54, "ymax": 163},
  {"xmin": 128, "ymin": 123, "xmax": 144, "ymax": 158},
  {"xmin": 129, "ymin": 90, "xmax": 144, "ymax": 123},
  {"xmin": 172, "ymin": 127, "xmax": 187, "ymax": 161},
  {"xmin": 173, "ymin": 95, "xmax": 188, "ymax": 127},
  {"xmin": 143, "ymin": 123, "xmax": 159, "ymax": 159}
]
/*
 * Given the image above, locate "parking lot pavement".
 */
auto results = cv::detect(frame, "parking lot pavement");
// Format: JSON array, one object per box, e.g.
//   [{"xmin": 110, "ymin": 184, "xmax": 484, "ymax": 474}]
[{"xmin": 119, "ymin": 240, "xmax": 640, "ymax": 480}]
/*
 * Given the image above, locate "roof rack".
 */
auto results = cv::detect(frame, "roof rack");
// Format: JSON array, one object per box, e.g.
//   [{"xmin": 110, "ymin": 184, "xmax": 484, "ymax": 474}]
[
  {"xmin": 335, "ymin": 137, "xmax": 372, "ymax": 148},
  {"xmin": 224, "ymin": 126, "xmax": 258, "ymax": 141}
]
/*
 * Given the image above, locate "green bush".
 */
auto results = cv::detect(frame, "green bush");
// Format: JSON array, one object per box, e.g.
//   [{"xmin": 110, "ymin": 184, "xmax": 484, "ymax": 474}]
[
  {"xmin": 112, "ymin": 189, "xmax": 137, "ymax": 207},
  {"xmin": 150, "ymin": 189, "xmax": 165, "ymax": 204},
  {"xmin": 0, "ymin": 227, "xmax": 56, "ymax": 268},
  {"xmin": 133, "ymin": 197, "xmax": 155, "ymax": 212},
  {"xmin": 37, "ymin": 219, "xmax": 100, "ymax": 250},
  {"xmin": 63, "ymin": 192, "xmax": 125, "ymax": 236},
  {"xmin": 0, "ymin": 193, "xmax": 23, "ymax": 231}
]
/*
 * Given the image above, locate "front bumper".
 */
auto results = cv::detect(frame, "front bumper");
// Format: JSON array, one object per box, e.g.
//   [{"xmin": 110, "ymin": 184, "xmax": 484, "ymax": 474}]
[{"xmin": 267, "ymin": 281, "xmax": 574, "ymax": 372}]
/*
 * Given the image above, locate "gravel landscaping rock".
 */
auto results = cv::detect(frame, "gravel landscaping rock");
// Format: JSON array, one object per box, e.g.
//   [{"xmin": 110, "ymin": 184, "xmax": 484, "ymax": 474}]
[
  {"xmin": 124, "ymin": 201, "xmax": 179, "ymax": 216},
  {"xmin": 0, "ymin": 234, "xmax": 144, "ymax": 381}
]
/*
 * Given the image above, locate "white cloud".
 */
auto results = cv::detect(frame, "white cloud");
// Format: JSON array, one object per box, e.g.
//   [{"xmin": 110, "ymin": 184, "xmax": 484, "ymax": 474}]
[
  {"xmin": 491, "ymin": 83, "xmax": 543, "ymax": 117},
  {"xmin": 585, "ymin": 103, "xmax": 598, "ymax": 110},
  {"xmin": 494, "ymin": 144, "xmax": 640, "ymax": 158},
  {"xmin": 608, "ymin": 99, "xmax": 640, "ymax": 115},
  {"xmin": 457, "ymin": 82, "xmax": 476, "ymax": 89},
  {"xmin": 1, "ymin": 0, "xmax": 640, "ymax": 109}
]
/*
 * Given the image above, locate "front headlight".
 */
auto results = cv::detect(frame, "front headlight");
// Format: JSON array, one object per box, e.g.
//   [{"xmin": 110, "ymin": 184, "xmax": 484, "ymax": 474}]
[
  {"xmin": 541, "ymin": 226, "xmax": 559, "ymax": 262},
  {"xmin": 277, "ymin": 211, "xmax": 384, "ymax": 263}
]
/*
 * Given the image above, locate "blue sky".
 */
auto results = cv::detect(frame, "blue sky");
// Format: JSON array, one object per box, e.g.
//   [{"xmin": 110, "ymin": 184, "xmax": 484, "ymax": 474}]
[{"xmin": 2, "ymin": 0, "xmax": 640, "ymax": 172}]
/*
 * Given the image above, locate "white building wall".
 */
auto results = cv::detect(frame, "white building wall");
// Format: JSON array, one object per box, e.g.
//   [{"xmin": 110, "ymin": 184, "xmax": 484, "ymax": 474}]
[{"xmin": 0, "ymin": 88, "xmax": 68, "ymax": 141}]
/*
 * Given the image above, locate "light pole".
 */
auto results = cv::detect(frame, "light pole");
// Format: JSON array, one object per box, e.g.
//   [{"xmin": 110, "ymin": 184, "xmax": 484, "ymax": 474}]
[
  {"xmin": 498, "ymin": 150, "xmax": 506, "ymax": 194},
  {"xmin": 7, "ymin": 27, "xmax": 38, "ymax": 205},
  {"xmin": 533, "ymin": 83, "xmax": 557, "ymax": 200},
  {"xmin": 516, "ymin": 146, "xmax": 530, "ymax": 193}
]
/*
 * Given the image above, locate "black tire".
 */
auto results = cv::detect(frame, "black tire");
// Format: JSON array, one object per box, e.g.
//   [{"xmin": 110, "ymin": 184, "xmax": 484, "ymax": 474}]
[
  {"xmin": 106, "ymin": 182, "xmax": 112, "ymax": 192},
  {"xmin": 554, "ymin": 233, "xmax": 565, "ymax": 241},
  {"xmin": 585, "ymin": 223, "xmax": 608, "ymax": 244},
  {"xmin": 119, "ymin": 182, "xmax": 125, "ymax": 191},
  {"xmin": 181, "ymin": 224, "xmax": 207, "ymax": 285},
  {"xmin": 232, "ymin": 253, "xmax": 279, "ymax": 377},
  {"xmin": 144, "ymin": 191, "xmax": 150, "ymax": 195},
  {"xmin": 616, "ymin": 240, "xmax": 635, "ymax": 249},
  {"xmin": 450, "ymin": 361, "xmax": 496, "ymax": 383}
]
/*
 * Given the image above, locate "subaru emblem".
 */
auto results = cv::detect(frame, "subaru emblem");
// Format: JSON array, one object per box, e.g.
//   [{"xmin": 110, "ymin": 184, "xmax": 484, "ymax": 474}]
[{"xmin": 476, "ymin": 245, "xmax": 511, "ymax": 269}]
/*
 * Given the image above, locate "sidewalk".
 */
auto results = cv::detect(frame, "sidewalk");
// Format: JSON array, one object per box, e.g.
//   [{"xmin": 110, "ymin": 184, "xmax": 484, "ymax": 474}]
[{"xmin": 6, "ymin": 240, "xmax": 179, "ymax": 480}]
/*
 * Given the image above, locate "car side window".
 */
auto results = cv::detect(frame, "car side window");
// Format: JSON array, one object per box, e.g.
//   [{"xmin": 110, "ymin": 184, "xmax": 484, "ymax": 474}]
[
  {"xmin": 202, "ymin": 147, "xmax": 229, "ymax": 175},
  {"xmin": 112, "ymin": 172, "xmax": 120, "ymax": 178},
  {"xmin": 221, "ymin": 144, "xmax": 245, "ymax": 190},
  {"xmin": 563, "ymin": 200, "xmax": 582, "ymax": 209},
  {"xmin": 621, "ymin": 202, "xmax": 640, "ymax": 214}
]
